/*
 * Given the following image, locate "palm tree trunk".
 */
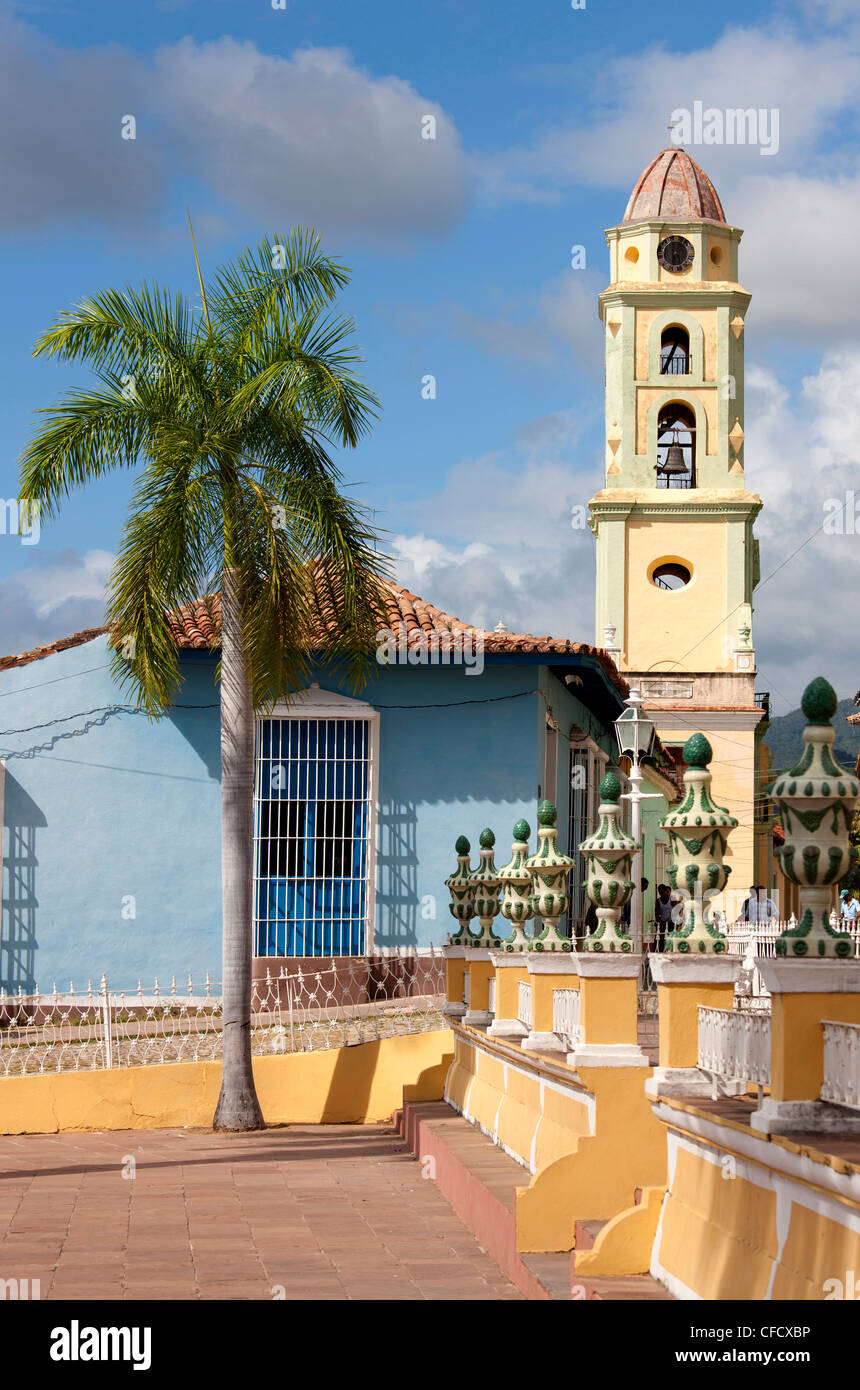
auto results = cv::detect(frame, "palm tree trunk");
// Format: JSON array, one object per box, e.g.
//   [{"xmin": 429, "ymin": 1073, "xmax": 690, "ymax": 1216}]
[{"xmin": 213, "ymin": 566, "xmax": 265, "ymax": 1131}]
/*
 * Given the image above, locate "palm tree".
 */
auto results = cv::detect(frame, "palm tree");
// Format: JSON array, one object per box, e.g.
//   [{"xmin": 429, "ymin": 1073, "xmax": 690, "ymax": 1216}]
[{"xmin": 19, "ymin": 229, "xmax": 388, "ymax": 1131}]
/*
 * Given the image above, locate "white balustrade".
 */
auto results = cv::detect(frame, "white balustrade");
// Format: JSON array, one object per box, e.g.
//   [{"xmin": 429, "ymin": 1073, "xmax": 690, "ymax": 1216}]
[
  {"xmin": 517, "ymin": 980, "xmax": 533, "ymax": 1030},
  {"xmin": 698, "ymin": 1005, "xmax": 771, "ymax": 1088},
  {"xmin": 487, "ymin": 977, "xmax": 496, "ymax": 1015},
  {"xmin": 821, "ymin": 1019, "xmax": 860, "ymax": 1111},
  {"xmin": 717, "ymin": 918, "xmax": 860, "ymax": 1003},
  {"xmin": 552, "ymin": 988, "xmax": 581, "ymax": 1048}
]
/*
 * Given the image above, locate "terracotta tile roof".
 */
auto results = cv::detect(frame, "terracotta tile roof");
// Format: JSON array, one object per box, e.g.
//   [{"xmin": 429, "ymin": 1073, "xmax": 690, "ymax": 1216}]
[
  {"xmin": 0, "ymin": 627, "xmax": 108, "ymax": 675},
  {"xmin": 169, "ymin": 582, "xmax": 630, "ymax": 696},
  {"xmin": 0, "ymin": 580, "xmax": 629, "ymax": 696},
  {"xmin": 623, "ymin": 147, "xmax": 726, "ymax": 225}
]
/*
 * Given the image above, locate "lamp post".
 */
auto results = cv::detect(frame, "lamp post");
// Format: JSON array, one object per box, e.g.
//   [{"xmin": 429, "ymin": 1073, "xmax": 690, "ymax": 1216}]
[{"xmin": 613, "ymin": 688, "xmax": 659, "ymax": 955}]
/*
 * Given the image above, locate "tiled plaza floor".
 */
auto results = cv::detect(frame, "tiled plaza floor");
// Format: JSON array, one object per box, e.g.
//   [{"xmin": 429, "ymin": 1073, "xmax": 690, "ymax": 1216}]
[{"xmin": 0, "ymin": 1124, "xmax": 522, "ymax": 1300}]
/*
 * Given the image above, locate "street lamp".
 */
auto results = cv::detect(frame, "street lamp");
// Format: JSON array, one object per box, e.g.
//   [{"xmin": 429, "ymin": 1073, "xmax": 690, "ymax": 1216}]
[{"xmin": 613, "ymin": 689, "xmax": 659, "ymax": 954}]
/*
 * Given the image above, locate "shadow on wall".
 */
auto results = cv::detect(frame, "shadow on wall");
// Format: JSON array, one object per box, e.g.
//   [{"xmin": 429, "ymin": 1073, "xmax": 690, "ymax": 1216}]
[
  {"xmin": 375, "ymin": 799, "xmax": 418, "ymax": 948},
  {"xmin": 2, "ymin": 772, "xmax": 46, "ymax": 993}
]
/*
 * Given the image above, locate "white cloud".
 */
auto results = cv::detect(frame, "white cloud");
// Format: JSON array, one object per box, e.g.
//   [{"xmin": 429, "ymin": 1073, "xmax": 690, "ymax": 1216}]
[
  {"xmin": 0, "ymin": 549, "xmax": 111, "ymax": 656},
  {"xmin": 732, "ymin": 173, "xmax": 860, "ymax": 341},
  {"xmin": 388, "ymin": 429, "xmax": 599, "ymax": 638},
  {"xmin": 473, "ymin": 17, "xmax": 860, "ymax": 343},
  {"xmin": 0, "ymin": 21, "xmax": 466, "ymax": 241},
  {"xmin": 477, "ymin": 23, "xmax": 860, "ymax": 202},
  {"xmin": 156, "ymin": 40, "xmax": 466, "ymax": 242},
  {"xmin": 743, "ymin": 353, "xmax": 860, "ymax": 706}
]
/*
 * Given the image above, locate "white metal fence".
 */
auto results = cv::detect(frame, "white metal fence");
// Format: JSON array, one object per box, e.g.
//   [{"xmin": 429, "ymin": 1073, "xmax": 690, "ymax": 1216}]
[
  {"xmin": 716, "ymin": 916, "xmax": 860, "ymax": 1006},
  {"xmin": 821, "ymin": 1019, "xmax": 860, "ymax": 1111},
  {"xmin": 517, "ymin": 981, "xmax": 533, "ymax": 1031},
  {"xmin": 553, "ymin": 988, "xmax": 581, "ymax": 1048},
  {"xmin": 698, "ymin": 1005, "xmax": 771, "ymax": 1091},
  {"xmin": 0, "ymin": 951, "xmax": 446, "ymax": 1077}
]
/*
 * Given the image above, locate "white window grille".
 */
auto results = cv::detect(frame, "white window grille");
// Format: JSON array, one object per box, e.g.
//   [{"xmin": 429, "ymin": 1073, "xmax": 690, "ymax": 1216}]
[
  {"xmin": 821, "ymin": 1020, "xmax": 860, "ymax": 1111},
  {"xmin": 517, "ymin": 980, "xmax": 533, "ymax": 1029},
  {"xmin": 253, "ymin": 689, "xmax": 378, "ymax": 957}
]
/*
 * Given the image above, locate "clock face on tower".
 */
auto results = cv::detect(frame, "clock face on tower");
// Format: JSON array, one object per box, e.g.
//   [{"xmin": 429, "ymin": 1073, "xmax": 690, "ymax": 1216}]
[{"xmin": 657, "ymin": 235, "xmax": 694, "ymax": 273}]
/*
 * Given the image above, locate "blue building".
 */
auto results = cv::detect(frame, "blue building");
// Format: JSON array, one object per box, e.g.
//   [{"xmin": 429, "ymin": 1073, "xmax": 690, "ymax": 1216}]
[{"xmin": 0, "ymin": 581, "xmax": 632, "ymax": 992}]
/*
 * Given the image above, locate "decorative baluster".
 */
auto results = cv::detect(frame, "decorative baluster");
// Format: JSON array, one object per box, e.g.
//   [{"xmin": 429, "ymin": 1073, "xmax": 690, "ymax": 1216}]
[
  {"xmin": 580, "ymin": 773, "xmax": 636, "ymax": 952},
  {"xmin": 661, "ymin": 733, "xmax": 738, "ymax": 953},
  {"xmin": 468, "ymin": 829, "xmax": 502, "ymax": 949},
  {"xmin": 444, "ymin": 836, "xmax": 476, "ymax": 946},
  {"xmin": 771, "ymin": 679, "xmax": 860, "ymax": 957},
  {"xmin": 497, "ymin": 820, "xmax": 533, "ymax": 951},
  {"xmin": 525, "ymin": 801, "xmax": 575, "ymax": 952}
]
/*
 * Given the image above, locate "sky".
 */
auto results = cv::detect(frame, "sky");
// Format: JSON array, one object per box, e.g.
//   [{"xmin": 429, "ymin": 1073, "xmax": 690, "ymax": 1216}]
[{"xmin": 2, "ymin": 0, "xmax": 860, "ymax": 714}]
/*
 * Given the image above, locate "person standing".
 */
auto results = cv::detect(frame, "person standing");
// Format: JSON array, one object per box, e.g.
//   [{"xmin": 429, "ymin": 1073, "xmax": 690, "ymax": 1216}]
[
  {"xmin": 740, "ymin": 885, "xmax": 760, "ymax": 924},
  {"xmin": 840, "ymin": 888, "xmax": 860, "ymax": 924},
  {"xmin": 654, "ymin": 883, "xmax": 675, "ymax": 951}
]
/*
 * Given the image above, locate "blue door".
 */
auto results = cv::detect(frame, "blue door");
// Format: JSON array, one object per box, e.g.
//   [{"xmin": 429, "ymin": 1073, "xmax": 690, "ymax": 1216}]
[{"xmin": 253, "ymin": 717, "xmax": 371, "ymax": 956}]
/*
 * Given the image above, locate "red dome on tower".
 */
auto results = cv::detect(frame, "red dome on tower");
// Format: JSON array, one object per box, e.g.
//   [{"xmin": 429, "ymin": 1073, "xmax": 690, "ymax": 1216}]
[{"xmin": 622, "ymin": 148, "xmax": 726, "ymax": 225}]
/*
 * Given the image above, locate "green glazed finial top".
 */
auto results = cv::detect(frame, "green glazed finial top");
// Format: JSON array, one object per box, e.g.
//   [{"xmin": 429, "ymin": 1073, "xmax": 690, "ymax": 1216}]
[
  {"xmin": 455, "ymin": 835, "xmax": 470, "ymax": 855},
  {"xmin": 479, "ymin": 827, "xmax": 495, "ymax": 849},
  {"xmin": 599, "ymin": 771, "xmax": 621, "ymax": 802},
  {"xmin": 536, "ymin": 799, "xmax": 557, "ymax": 827},
  {"xmin": 802, "ymin": 676, "xmax": 838, "ymax": 725},
  {"xmin": 513, "ymin": 818, "xmax": 530, "ymax": 842},
  {"xmin": 683, "ymin": 732, "xmax": 712, "ymax": 768}
]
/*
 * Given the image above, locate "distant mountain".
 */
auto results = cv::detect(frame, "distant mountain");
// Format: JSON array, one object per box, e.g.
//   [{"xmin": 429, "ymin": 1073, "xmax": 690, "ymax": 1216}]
[{"xmin": 763, "ymin": 697, "xmax": 860, "ymax": 775}]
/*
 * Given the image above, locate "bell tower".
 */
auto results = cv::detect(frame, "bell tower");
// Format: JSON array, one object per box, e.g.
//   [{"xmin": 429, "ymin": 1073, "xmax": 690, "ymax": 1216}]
[{"xmin": 589, "ymin": 146, "xmax": 767, "ymax": 898}]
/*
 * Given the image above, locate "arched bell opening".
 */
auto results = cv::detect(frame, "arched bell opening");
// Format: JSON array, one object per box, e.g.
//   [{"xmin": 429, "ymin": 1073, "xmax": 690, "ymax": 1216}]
[
  {"xmin": 656, "ymin": 403, "xmax": 696, "ymax": 488},
  {"xmin": 660, "ymin": 326, "xmax": 690, "ymax": 375}
]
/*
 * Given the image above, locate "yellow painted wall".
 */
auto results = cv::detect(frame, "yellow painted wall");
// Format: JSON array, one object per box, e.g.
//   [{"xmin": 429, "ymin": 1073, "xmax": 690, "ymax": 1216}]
[
  {"xmin": 646, "ymin": 722, "xmax": 759, "ymax": 899},
  {"xmin": 626, "ymin": 518, "xmax": 728, "ymax": 671},
  {"xmin": 634, "ymin": 307, "xmax": 717, "ymax": 381},
  {"xmin": 771, "ymin": 993, "xmax": 860, "ymax": 1102},
  {"xmin": 653, "ymin": 1115, "xmax": 860, "ymax": 1301},
  {"xmin": 658, "ymin": 1145, "xmax": 778, "ymax": 1299},
  {"xmin": 657, "ymin": 980, "xmax": 737, "ymax": 1069},
  {"xmin": 445, "ymin": 1025, "xmax": 666, "ymax": 1253},
  {"xmin": 0, "ymin": 1030, "xmax": 454, "ymax": 1134}
]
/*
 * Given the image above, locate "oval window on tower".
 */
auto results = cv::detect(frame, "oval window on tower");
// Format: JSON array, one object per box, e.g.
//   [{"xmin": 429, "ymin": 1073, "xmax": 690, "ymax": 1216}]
[{"xmin": 650, "ymin": 560, "xmax": 692, "ymax": 591}]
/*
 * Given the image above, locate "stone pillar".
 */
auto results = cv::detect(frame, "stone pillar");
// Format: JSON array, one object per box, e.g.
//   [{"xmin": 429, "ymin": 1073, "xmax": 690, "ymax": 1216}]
[
  {"xmin": 572, "ymin": 771, "xmax": 648, "ymax": 1065},
  {"xmin": 523, "ymin": 953, "xmax": 579, "ymax": 1052},
  {"xmin": 770, "ymin": 678, "xmax": 860, "ymax": 960},
  {"xmin": 525, "ymin": 800, "xmax": 576, "ymax": 953},
  {"xmin": 486, "ymin": 954, "xmax": 530, "ymax": 1040},
  {"xmin": 497, "ymin": 819, "xmax": 533, "ymax": 952},
  {"xmin": 751, "ymin": 678, "xmax": 860, "ymax": 1133},
  {"xmin": 646, "ymin": 733, "xmax": 743, "ymax": 1096},
  {"xmin": 571, "ymin": 955, "xmax": 649, "ymax": 1068},
  {"xmin": 462, "ymin": 950, "xmax": 496, "ymax": 1029},
  {"xmin": 662, "ymin": 733, "xmax": 738, "ymax": 954},
  {"xmin": 463, "ymin": 829, "xmax": 502, "ymax": 1026},
  {"xmin": 648, "ymin": 955, "xmax": 742, "ymax": 1095},
  {"xmin": 443, "ymin": 836, "xmax": 474, "ymax": 1021},
  {"xmin": 580, "ymin": 772, "xmax": 636, "ymax": 954},
  {"xmin": 751, "ymin": 959, "xmax": 860, "ymax": 1133},
  {"xmin": 468, "ymin": 829, "xmax": 502, "ymax": 950}
]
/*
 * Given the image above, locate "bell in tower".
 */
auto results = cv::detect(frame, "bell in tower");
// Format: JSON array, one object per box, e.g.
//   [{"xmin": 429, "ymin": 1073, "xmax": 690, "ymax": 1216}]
[{"xmin": 588, "ymin": 145, "xmax": 765, "ymax": 903}]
